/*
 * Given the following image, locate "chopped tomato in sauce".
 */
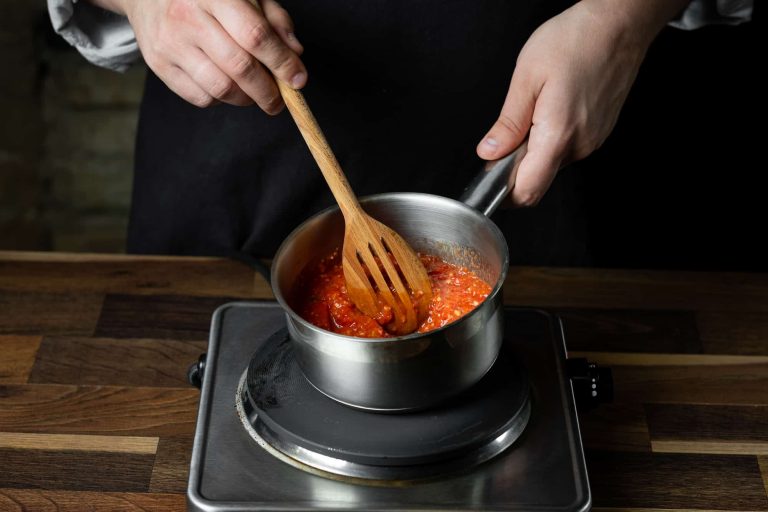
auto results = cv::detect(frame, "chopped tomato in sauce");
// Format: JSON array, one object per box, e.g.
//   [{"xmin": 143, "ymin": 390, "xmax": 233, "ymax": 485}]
[{"xmin": 292, "ymin": 250, "xmax": 492, "ymax": 338}]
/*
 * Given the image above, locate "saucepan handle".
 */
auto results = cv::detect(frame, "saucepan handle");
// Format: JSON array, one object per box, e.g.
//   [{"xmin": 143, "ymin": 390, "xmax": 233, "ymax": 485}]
[{"xmin": 459, "ymin": 141, "xmax": 528, "ymax": 218}]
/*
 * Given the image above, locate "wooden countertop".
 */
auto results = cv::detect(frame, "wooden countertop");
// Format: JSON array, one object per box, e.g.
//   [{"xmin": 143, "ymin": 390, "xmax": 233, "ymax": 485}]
[{"xmin": 1, "ymin": 250, "xmax": 767, "ymax": 511}]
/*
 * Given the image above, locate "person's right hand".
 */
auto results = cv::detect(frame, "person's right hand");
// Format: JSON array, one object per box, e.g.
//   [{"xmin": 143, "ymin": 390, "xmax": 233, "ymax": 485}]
[{"xmin": 119, "ymin": 0, "xmax": 306, "ymax": 112}]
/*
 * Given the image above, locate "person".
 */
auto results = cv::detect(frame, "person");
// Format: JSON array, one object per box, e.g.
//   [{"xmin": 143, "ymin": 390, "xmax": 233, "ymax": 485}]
[{"xmin": 47, "ymin": 0, "xmax": 752, "ymax": 263}]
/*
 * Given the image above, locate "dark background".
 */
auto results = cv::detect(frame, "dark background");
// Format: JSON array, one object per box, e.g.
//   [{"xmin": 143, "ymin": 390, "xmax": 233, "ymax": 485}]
[
  {"xmin": 0, "ymin": 3, "xmax": 760, "ymax": 271},
  {"xmin": 583, "ymin": 16, "xmax": 762, "ymax": 271}
]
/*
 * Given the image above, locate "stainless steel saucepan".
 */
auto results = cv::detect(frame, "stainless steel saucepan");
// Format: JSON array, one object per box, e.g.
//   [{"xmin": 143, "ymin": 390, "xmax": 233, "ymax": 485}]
[{"xmin": 271, "ymin": 143, "xmax": 526, "ymax": 412}]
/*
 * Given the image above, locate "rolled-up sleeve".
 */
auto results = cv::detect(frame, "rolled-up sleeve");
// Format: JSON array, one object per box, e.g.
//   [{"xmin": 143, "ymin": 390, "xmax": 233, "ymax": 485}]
[
  {"xmin": 671, "ymin": 0, "xmax": 753, "ymax": 30},
  {"xmin": 47, "ymin": 0, "xmax": 140, "ymax": 72}
]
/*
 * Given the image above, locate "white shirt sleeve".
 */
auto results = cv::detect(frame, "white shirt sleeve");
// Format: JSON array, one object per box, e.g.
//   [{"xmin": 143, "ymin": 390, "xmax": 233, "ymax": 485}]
[
  {"xmin": 47, "ymin": 0, "xmax": 140, "ymax": 72},
  {"xmin": 670, "ymin": 0, "xmax": 753, "ymax": 30}
]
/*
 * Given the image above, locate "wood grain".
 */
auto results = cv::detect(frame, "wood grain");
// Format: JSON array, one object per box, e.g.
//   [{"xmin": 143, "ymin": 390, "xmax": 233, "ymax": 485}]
[
  {"xmin": 149, "ymin": 437, "xmax": 192, "ymax": 493},
  {"xmin": 29, "ymin": 336, "xmax": 207, "ymax": 387},
  {"xmin": 697, "ymin": 311, "xmax": 768, "ymax": 355},
  {"xmin": 646, "ymin": 403, "xmax": 768, "ymax": 442},
  {"xmin": 0, "ymin": 335, "xmax": 41, "ymax": 384},
  {"xmin": 0, "ymin": 489, "xmax": 185, "ymax": 511},
  {"xmin": 95, "ymin": 294, "xmax": 239, "ymax": 340},
  {"xmin": 0, "ymin": 291, "xmax": 103, "ymax": 336},
  {"xmin": 0, "ymin": 255, "xmax": 267, "ymax": 298},
  {"xmin": 579, "ymin": 403, "xmax": 651, "ymax": 452},
  {"xmin": 568, "ymin": 351, "xmax": 768, "ymax": 366},
  {"xmin": 0, "ymin": 432, "xmax": 158, "ymax": 454},
  {"xmin": 0, "ymin": 384, "xmax": 198, "ymax": 436},
  {"xmin": 610, "ymin": 361, "xmax": 768, "ymax": 405},
  {"xmin": 558, "ymin": 309, "xmax": 701, "ymax": 353},
  {"xmin": 2, "ymin": 251, "xmax": 768, "ymax": 510},
  {"xmin": 586, "ymin": 450, "xmax": 768, "ymax": 509},
  {"xmin": 505, "ymin": 267, "xmax": 768, "ymax": 312},
  {"xmin": 759, "ymin": 456, "xmax": 768, "ymax": 497},
  {"xmin": 0, "ymin": 448, "xmax": 154, "ymax": 492},
  {"xmin": 652, "ymin": 439, "xmax": 768, "ymax": 455}
]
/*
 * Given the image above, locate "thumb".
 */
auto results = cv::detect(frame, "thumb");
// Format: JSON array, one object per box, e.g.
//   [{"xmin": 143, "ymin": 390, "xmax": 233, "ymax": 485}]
[{"xmin": 477, "ymin": 71, "xmax": 537, "ymax": 160}]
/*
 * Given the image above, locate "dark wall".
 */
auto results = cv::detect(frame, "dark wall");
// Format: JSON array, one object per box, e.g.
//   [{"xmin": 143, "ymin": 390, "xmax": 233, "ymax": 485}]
[{"xmin": 583, "ymin": 18, "xmax": 762, "ymax": 271}]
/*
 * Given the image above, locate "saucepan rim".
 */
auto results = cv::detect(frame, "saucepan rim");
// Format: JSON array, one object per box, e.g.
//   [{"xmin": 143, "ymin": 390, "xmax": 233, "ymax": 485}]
[{"xmin": 271, "ymin": 191, "xmax": 510, "ymax": 343}]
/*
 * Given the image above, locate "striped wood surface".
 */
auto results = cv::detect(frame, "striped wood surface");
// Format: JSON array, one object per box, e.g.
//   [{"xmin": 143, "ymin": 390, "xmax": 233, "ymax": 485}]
[{"xmin": 0, "ymin": 251, "xmax": 767, "ymax": 510}]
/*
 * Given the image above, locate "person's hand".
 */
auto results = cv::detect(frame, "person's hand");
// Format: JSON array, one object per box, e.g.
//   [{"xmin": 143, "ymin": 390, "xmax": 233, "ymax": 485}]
[
  {"xmin": 108, "ymin": 0, "xmax": 306, "ymax": 112},
  {"xmin": 476, "ymin": 0, "xmax": 688, "ymax": 206}
]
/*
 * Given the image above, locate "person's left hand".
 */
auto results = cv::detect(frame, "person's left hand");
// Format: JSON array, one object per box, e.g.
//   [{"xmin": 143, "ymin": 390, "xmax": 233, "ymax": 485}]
[{"xmin": 476, "ymin": 0, "xmax": 682, "ymax": 207}]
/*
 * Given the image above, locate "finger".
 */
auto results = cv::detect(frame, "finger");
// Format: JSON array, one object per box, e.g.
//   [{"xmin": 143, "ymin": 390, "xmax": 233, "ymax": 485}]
[
  {"xmin": 197, "ymin": 12, "xmax": 286, "ymax": 113},
  {"xmin": 477, "ymin": 70, "xmax": 538, "ymax": 160},
  {"xmin": 207, "ymin": 0, "xmax": 307, "ymax": 88},
  {"xmin": 181, "ymin": 46, "xmax": 253, "ymax": 106},
  {"xmin": 510, "ymin": 120, "xmax": 568, "ymax": 207},
  {"xmin": 160, "ymin": 64, "xmax": 217, "ymax": 108},
  {"xmin": 260, "ymin": 0, "xmax": 303, "ymax": 54}
]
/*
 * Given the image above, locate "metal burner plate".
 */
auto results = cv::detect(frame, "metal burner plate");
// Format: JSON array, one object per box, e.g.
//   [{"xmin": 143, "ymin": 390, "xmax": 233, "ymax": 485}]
[
  {"xmin": 236, "ymin": 326, "xmax": 531, "ymax": 479},
  {"xmin": 188, "ymin": 302, "xmax": 591, "ymax": 512}
]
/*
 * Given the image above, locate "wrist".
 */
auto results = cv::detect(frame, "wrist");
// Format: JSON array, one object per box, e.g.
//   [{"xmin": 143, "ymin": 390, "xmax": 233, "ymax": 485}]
[
  {"xmin": 579, "ymin": 0, "xmax": 692, "ymax": 48},
  {"xmin": 85, "ymin": 0, "xmax": 130, "ymax": 17}
]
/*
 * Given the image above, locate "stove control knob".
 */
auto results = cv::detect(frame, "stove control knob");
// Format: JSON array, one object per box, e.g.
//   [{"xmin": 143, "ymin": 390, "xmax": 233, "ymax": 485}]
[
  {"xmin": 187, "ymin": 353, "xmax": 207, "ymax": 389},
  {"xmin": 566, "ymin": 358, "xmax": 613, "ymax": 411}
]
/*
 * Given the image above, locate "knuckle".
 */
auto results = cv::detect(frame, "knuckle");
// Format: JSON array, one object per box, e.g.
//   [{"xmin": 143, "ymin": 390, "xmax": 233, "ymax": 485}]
[
  {"xmin": 245, "ymin": 22, "xmax": 273, "ymax": 51},
  {"xmin": 259, "ymin": 94, "xmax": 283, "ymax": 115},
  {"xmin": 209, "ymin": 77, "xmax": 236, "ymax": 99},
  {"xmin": 497, "ymin": 113, "xmax": 526, "ymax": 138},
  {"xmin": 272, "ymin": 51, "xmax": 297, "ymax": 74},
  {"xmin": 190, "ymin": 93, "xmax": 214, "ymax": 108},
  {"xmin": 228, "ymin": 53, "xmax": 255, "ymax": 78},
  {"xmin": 516, "ymin": 191, "xmax": 541, "ymax": 208}
]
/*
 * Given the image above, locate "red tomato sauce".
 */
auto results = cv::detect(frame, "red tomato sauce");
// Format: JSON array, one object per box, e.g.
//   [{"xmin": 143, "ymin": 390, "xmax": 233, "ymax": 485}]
[{"xmin": 291, "ymin": 250, "xmax": 492, "ymax": 338}]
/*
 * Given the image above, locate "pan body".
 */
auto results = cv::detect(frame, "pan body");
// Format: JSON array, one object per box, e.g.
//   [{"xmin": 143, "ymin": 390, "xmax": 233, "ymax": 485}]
[{"xmin": 271, "ymin": 193, "xmax": 508, "ymax": 412}]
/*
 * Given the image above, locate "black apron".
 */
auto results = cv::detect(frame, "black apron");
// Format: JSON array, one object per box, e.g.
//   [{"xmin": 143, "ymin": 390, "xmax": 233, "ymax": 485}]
[{"xmin": 128, "ymin": 0, "xmax": 587, "ymax": 265}]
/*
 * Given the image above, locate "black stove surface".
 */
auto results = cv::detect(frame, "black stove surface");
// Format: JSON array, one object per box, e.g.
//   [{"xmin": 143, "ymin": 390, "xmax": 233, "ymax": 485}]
[
  {"xmin": 244, "ymin": 327, "xmax": 530, "ymax": 467},
  {"xmin": 188, "ymin": 301, "xmax": 591, "ymax": 512}
]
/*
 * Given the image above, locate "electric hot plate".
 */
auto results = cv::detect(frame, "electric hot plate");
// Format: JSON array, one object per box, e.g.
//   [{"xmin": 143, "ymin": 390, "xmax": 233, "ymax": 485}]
[{"xmin": 187, "ymin": 301, "xmax": 601, "ymax": 512}]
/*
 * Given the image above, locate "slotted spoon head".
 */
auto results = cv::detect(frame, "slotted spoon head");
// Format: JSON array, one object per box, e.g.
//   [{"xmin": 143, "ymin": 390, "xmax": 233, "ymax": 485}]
[{"xmin": 342, "ymin": 212, "xmax": 432, "ymax": 336}]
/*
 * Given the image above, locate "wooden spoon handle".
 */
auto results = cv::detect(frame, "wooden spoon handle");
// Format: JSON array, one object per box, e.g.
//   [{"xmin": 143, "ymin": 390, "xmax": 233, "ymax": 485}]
[{"xmin": 276, "ymin": 81, "xmax": 362, "ymax": 219}]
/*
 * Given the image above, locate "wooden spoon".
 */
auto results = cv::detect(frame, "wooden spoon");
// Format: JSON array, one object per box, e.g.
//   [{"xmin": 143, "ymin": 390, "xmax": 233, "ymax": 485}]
[{"xmin": 276, "ymin": 81, "xmax": 432, "ymax": 335}]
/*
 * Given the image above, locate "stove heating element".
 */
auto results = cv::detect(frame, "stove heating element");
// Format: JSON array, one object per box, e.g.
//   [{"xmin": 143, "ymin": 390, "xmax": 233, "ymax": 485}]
[{"xmin": 187, "ymin": 301, "xmax": 609, "ymax": 512}]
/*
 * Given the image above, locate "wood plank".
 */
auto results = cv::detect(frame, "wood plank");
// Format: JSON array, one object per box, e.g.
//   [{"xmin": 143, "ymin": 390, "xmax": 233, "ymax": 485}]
[
  {"xmin": 568, "ymin": 351, "xmax": 768, "ymax": 366},
  {"xmin": 593, "ymin": 509, "xmax": 754, "ymax": 512},
  {"xmin": 0, "ymin": 448, "xmax": 154, "ymax": 492},
  {"xmin": 698, "ymin": 311, "xmax": 768, "ymax": 355},
  {"xmin": 0, "ymin": 489, "xmax": 185, "ymax": 511},
  {"xmin": 149, "ymin": 437, "xmax": 192, "ymax": 493},
  {"xmin": 759, "ymin": 456, "xmax": 768, "ymax": 498},
  {"xmin": 579, "ymin": 403, "xmax": 651, "ymax": 452},
  {"xmin": 94, "ymin": 294, "xmax": 241, "ymax": 340},
  {"xmin": 0, "ymin": 384, "xmax": 198, "ymax": 436},
  {"xmin": 586, "ymin": 450, "xmax": 768, "ymax": 509},
  {"xmin": 557, "ymin": 309, "xmax": 701, "ymax": 353},
  {"xmin": 505, "ymin": 267, "xmax": 768, "ymax": 312},
  {"xmin": 646, "ymin": 403, "xmax": 768, "ymax": 442},
  {"xmin": 612, "ymin": 363, "xmax": 768, "ymax": 406},
  {"xmin": 652, "ymin": 439, "xmax": 768, "ymax": 455},
  {"xmin": 29, "ymin": 336, "xmax": 207, "ymax": 387},
  {"xmin": 0, "ymin": 433, "xmax": 158, "ymax": 454},
  {"xmin": 0, "ymin": 255, "xmax": 270, "ymax": 298},
  {"xmin": 0, "ymin": 335, "xmax": 41, "ymax": 383},
  {"xmin": 0, "ymin": 291, "xmax": 103, "ymax": 336}
]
